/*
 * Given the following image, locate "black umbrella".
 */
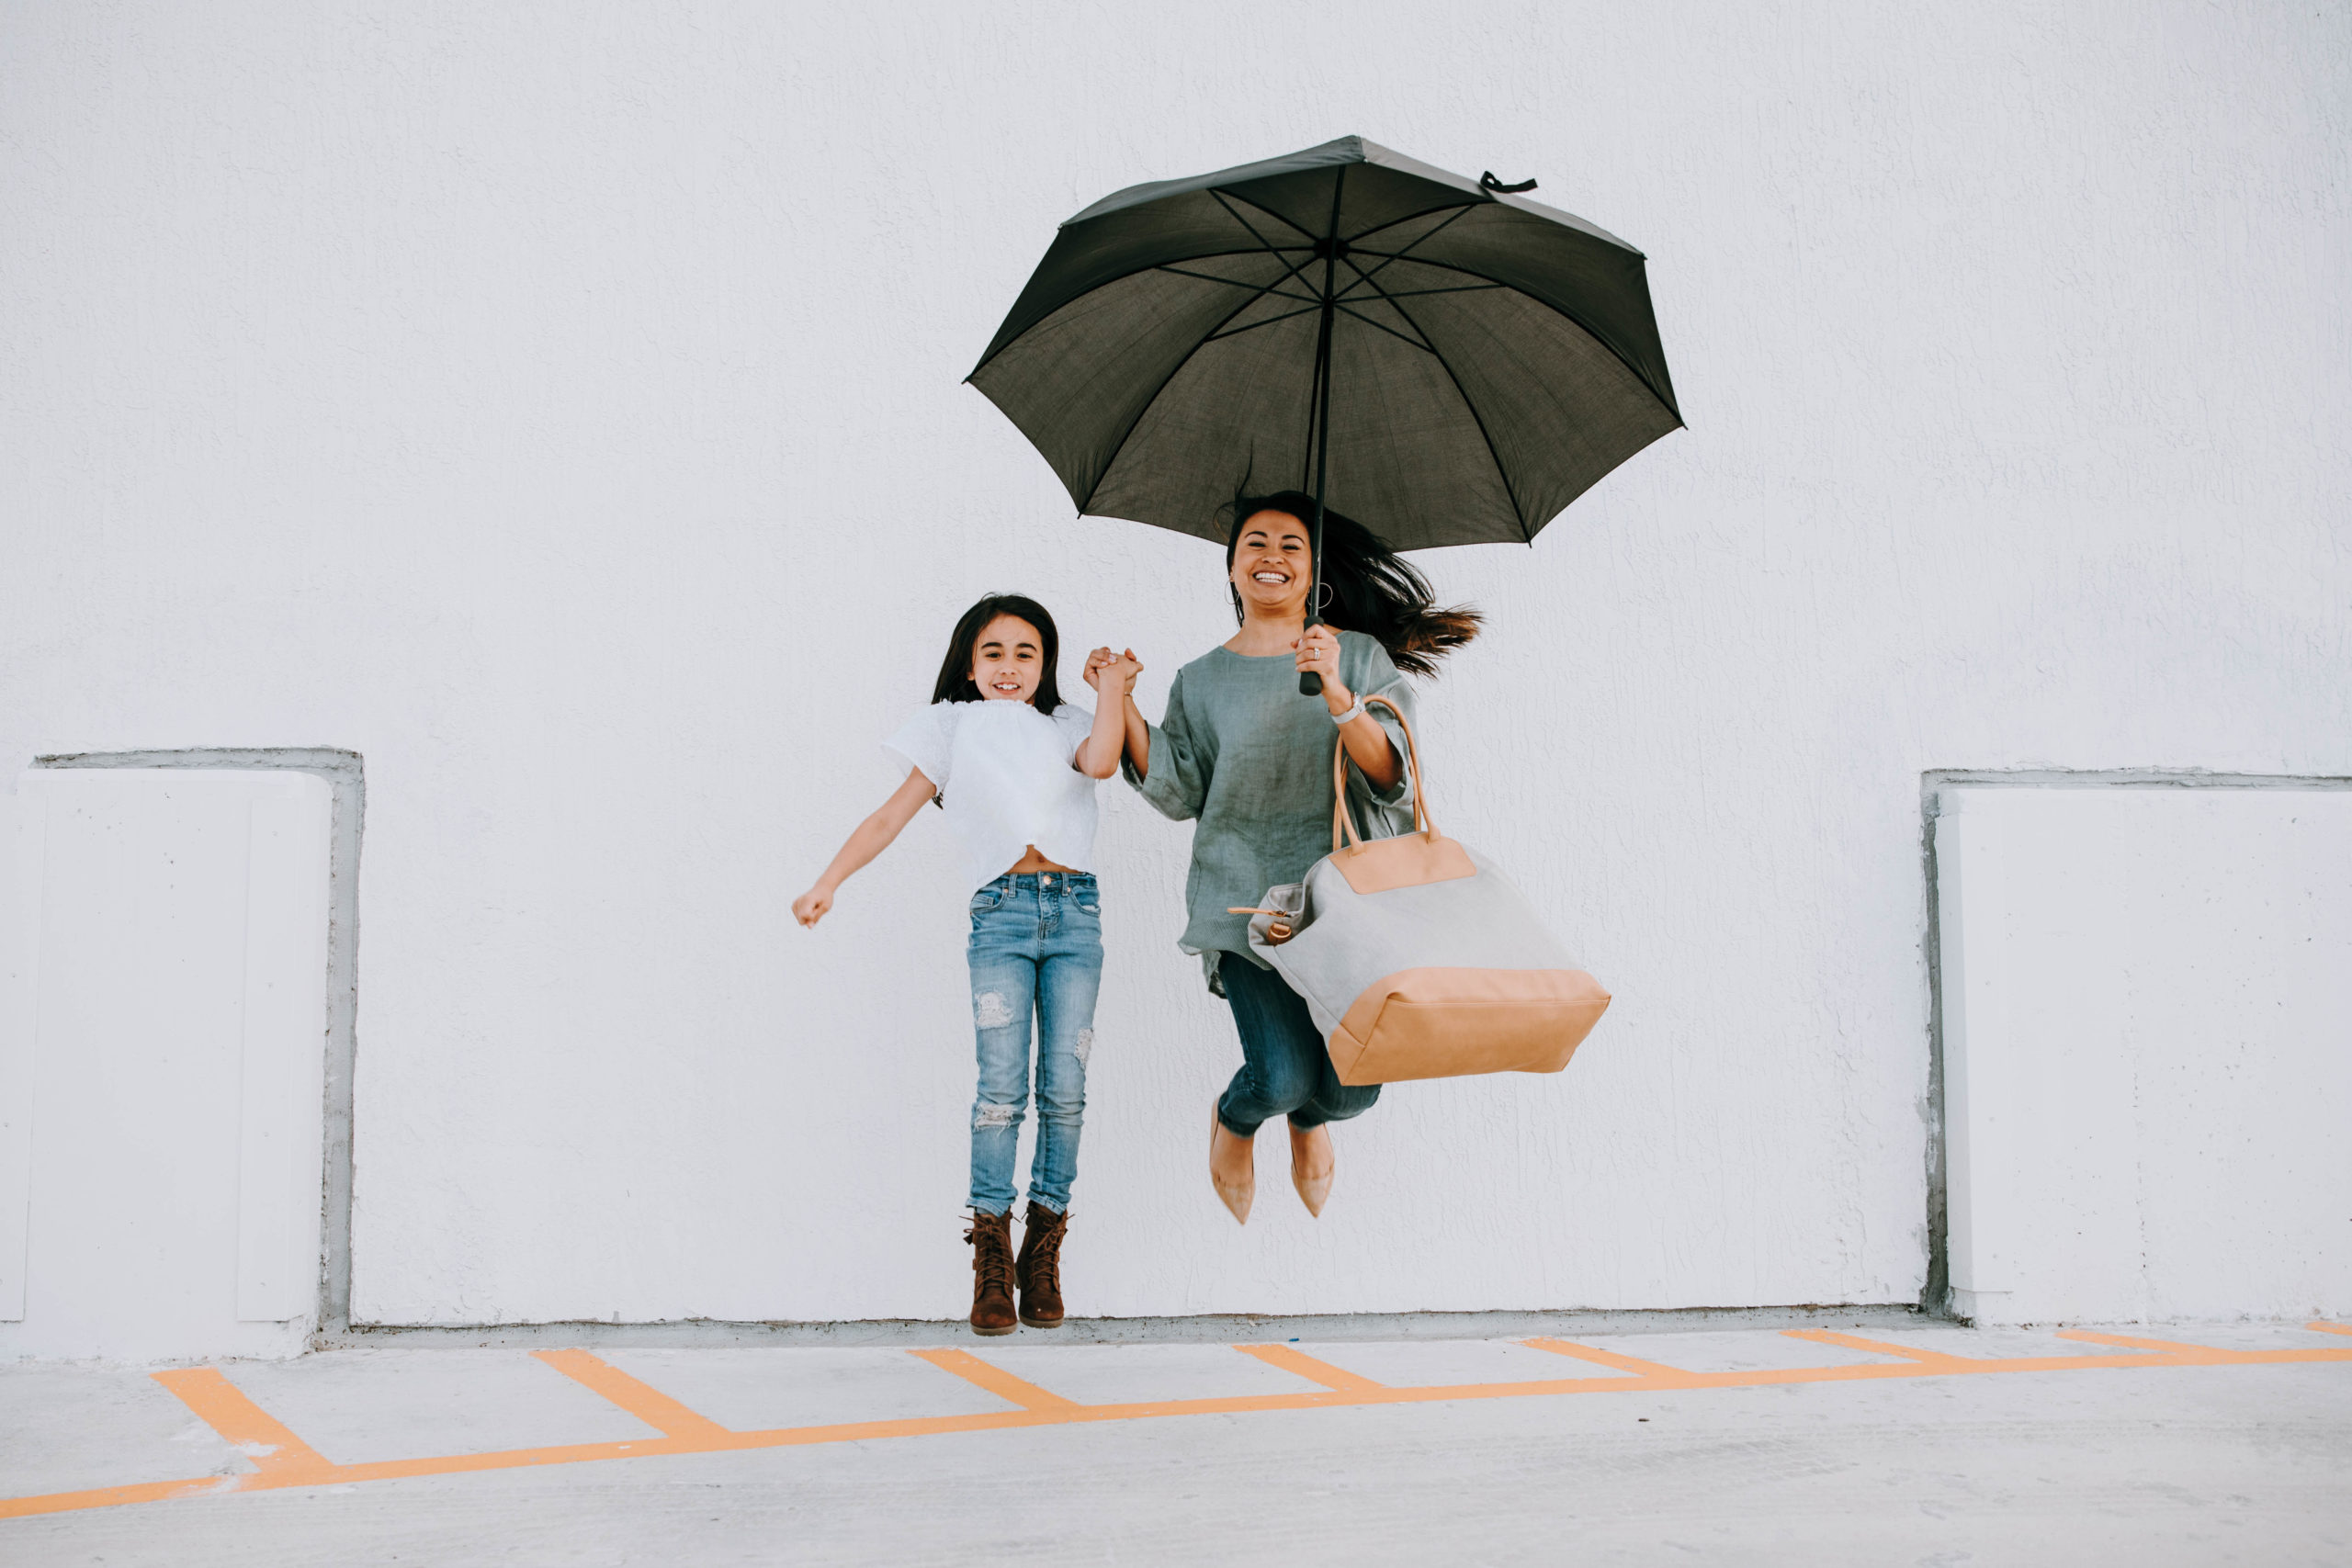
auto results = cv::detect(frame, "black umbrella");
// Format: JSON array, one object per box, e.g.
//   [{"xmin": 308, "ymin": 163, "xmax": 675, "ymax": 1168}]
[{"xmin": 970, "ymin": 135, "xmax": 1680, "ymax": 692}]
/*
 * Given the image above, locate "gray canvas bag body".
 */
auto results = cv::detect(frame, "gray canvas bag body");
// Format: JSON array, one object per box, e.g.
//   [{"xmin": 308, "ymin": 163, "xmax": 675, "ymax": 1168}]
[{"xmin": 1233, "ymin": 697, "xmax": 1611, "ymax": 1086}]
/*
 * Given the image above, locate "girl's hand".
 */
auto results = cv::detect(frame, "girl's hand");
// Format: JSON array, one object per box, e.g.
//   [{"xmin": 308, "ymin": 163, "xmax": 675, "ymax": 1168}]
[
  {"xmin": 1082, "ymin": 646, "xmax": 1119, "ymax": 691},
  {"xmin": 792, "ymin": 886, "xmax": 833, "ymax": 928},
  {"xmin": 1105, "ymin": 648, "xmax": 1144, "ymax": 694},
  {"xmin": 1295, "ymin": 625, "xmax": 1350, "ymax": 708}
]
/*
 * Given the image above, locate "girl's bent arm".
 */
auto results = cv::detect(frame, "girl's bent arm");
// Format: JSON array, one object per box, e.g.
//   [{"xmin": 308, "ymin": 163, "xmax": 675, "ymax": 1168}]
[
  {"xmin": 1074, "ymin": 697, "xmax": 1125, "ymax": 779},
  {"xmin": 1074, "ymin": 657, "xmax": 1138, "ymax": 779},
  {"xmin": 793, "ymin": 769, "xmax": 936, "ymax": 927}
]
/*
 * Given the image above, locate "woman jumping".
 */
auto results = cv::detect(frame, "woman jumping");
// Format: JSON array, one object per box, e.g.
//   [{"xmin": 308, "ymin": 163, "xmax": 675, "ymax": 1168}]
[{"xmin": 1095, "ymin": 492, "xmax": 1478, "ymax": 1224}]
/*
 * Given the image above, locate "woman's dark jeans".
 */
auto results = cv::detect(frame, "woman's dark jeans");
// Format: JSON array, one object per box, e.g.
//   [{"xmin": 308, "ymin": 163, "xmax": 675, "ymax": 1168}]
[{"xmin": 1216, "ymin": 953, "xmax": 1381, "ymax": 1135}]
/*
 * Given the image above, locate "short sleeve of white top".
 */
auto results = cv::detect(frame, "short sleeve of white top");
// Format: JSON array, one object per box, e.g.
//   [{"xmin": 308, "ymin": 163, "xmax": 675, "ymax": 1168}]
[{"xmin": 883, "ymin": 699, "xmax": 1101, "ymax": 892}]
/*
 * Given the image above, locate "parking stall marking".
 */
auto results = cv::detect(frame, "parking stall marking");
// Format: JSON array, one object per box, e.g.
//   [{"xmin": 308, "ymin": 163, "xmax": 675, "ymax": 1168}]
[{"xmin": 1, "ymin": 1324, "xmax": 2346, "ymax": 1524}]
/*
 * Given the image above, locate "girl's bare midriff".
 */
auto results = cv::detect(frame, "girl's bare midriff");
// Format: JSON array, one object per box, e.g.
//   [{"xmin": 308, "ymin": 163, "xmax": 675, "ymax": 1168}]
[{"xmin": 1006, "ymin": 844, "xmax": 1078, "ymax": 874}]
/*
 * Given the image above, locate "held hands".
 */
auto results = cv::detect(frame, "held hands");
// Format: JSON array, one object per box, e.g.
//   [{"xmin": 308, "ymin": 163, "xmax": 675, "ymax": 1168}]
[
  {"xmin": 1084, "ymin": 646, "xmax": 1145, "ymax": 695},
  {"xmin": 1294, "ymin": 624, "xmax": 1351, "ymax": 711},
  {"xmin": 791, "ymin": 885, "xmax": 833, "ymax": 928}
]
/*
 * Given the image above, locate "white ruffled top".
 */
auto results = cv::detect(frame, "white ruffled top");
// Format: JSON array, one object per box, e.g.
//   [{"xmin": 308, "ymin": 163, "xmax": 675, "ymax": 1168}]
[{"xmin": 883, "ymin": 698, "xmax": 1101, "ymax": 892}]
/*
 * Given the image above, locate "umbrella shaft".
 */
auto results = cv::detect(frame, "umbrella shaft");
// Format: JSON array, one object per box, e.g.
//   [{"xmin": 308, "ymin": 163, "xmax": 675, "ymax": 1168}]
[{"xmin": 1300, "ymin": 172, "xmax": 1345, "ymax": 698}]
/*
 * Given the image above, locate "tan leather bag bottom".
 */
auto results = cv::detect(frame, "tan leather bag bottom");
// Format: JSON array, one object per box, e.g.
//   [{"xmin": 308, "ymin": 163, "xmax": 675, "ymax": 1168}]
[{"xmin": 1327, "ymin": 966, "xmax": 1613, "ymax": 1086}]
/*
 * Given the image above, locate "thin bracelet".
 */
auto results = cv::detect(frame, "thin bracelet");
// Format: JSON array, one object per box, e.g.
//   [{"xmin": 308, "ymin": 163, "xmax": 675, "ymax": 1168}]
[{"xmin": 1329, "ymin": 695, "xmax": 1365, "ymax": 727}]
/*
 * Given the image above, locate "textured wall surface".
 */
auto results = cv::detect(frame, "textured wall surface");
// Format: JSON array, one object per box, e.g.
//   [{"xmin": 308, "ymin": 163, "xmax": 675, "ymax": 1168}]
[
  {"xmin": 1936, "ymin": 784, "xmax": 2352, "ymax": 1325},
  {"xmin": 3, "ymin": 3, "xmax": 2346, "ymax": 1325},
  {"xmin": 0, "ymin": 772, "xmax": 332, "ymax": 1358}
]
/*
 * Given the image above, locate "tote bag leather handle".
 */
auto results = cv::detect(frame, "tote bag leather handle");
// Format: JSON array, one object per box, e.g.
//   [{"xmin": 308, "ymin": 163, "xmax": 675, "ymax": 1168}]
[{"xmin": 1331, "ymin": 694, "xmax": 1436, "ymax": 853}]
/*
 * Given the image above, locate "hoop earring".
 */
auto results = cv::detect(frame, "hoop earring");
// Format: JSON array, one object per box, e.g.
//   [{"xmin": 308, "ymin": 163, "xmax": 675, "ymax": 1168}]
[{"xmin": 1312, "ymin": 581, "xmax": 1333, "ymax": 612}]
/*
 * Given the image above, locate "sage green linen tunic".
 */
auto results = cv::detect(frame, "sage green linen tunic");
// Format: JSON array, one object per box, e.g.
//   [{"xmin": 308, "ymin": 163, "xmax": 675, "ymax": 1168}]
[{"xmin": 1122, "ymin": 630, "xmax": 1418, "ymax": 993}]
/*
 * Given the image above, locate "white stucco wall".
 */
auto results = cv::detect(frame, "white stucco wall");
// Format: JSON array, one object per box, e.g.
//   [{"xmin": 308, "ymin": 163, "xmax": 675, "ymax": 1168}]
[
  {"xmin": 2, "ymin": 3, "xmax": 2345, "ymax": 1325},
  {"xmin": 0, "ymin": 771, "xmax": 332, "ymax": 1359},
  {"xmin": 1935, "ymin": 784, "xmax": 2352, "ymax": 1326}
]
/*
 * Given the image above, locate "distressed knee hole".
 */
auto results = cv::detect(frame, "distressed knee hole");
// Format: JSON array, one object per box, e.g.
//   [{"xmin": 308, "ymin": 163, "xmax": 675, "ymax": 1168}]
[
  {"xmin": 973, "ymin": 991, "xmax": 1014, "ymax": 1029},
  {"xmin": 1072, "ymin": 1028, "xmax": 1095, "ymax": 1066},
  {"xmin": 972, "ymin": 1103, "xmax": 1017, "ymax": 1131}
]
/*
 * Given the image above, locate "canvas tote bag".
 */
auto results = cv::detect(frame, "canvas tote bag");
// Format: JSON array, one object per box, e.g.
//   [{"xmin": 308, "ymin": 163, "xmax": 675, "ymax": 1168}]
[{"xmin": 1232, "ymin": 697, "xmax": 1611, "ymax": 1086}]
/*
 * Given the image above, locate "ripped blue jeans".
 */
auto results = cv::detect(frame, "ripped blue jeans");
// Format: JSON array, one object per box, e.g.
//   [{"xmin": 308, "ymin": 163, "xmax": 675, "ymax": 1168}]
[{"xmin": 967, "ymin": 872, "xmax": 1101, "ymax": 1216}]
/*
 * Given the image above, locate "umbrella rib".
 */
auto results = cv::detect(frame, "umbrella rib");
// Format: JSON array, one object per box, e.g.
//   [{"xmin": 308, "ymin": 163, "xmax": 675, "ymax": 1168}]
[
  {"xmin": 1071, "ymin": 274, "xmax": 1300, "ymax": 518},
  {"xmin": 1331, "ymin": 250, "xmax": 1679, "ymax": 425},
  {"xmin": 1331, "ymin": 300, "xmax": 1436, "ymax": 354},
  {"xmin": 1338, "ymin": 281, "xmax": 1506, "ymax": 301},
  {"xmin": 1341, "ymin": 198, "xmax": 1479, "ymax": 251},
  {"xmin": 1213, "ymin": 186, "xmax": 1320, "ymax": 243},
  {"xmin": 1204, "ymin": 301, "xmax": 1327, "ymax": 342},
  {"xmin": 1333, "ymin": 252, "xmax": 1532, "ymax": 542},
  {"xmin": 969, "ymin": 244, "xmax": 1324, "ymax": 380},
  {"xmin": 1336, "ymin": 243, "xmax": 1665, "ymax": 421},
  {"xmin": 1333, "ymin": 204, "xmax": 1476, "ymax": 300},
  {"xmin": 1209, "ymin": 192, "xmax": 1327, "ymax": 305},
  {"xmin": 1152, "ymin": 263, "xmax": 1320, "ymax": 306}
]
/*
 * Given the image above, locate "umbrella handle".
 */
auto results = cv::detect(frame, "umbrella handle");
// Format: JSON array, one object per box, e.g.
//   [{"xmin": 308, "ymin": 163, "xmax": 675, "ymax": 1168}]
[{"xmin": 1298, "ymin": 614, "xmax": 1324, "ymax": 696}]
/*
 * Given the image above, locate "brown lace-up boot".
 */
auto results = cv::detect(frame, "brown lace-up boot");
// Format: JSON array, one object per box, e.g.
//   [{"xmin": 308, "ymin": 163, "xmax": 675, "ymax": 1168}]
[
  {"xmin": 1014, "ymin": 1201, "xmax": 1069, "ymax": 1328},
  {"xmin": 964, "ymin": 1209, "xmax": 1017, "ymax": 1337}
]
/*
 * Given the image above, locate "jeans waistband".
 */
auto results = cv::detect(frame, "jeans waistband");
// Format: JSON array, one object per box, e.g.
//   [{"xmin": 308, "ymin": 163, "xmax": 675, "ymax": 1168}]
[{"xmin": 982, "ymin": 871, "xmax": 1097, "ymax": 892}]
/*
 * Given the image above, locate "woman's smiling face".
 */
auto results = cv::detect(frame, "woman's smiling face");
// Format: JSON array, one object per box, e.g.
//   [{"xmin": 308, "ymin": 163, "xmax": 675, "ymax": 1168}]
[
  {"xmin": 1228, "ymin": 510, "xmax": 1313, "ymax": 617},
  {"xmin": 969, "ymin": 614, "xmax": 1046, "ymax": 703}
]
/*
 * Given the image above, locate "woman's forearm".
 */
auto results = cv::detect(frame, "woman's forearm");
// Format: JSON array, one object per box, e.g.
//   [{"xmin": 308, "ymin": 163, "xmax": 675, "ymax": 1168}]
[
  {"xmin": 1338, "ymin": 713, "xmax": 1401, "ymax": 792},
  {"xmin": 1120, "ymin": 693, "xmax": 1152, "ymax": 779}
]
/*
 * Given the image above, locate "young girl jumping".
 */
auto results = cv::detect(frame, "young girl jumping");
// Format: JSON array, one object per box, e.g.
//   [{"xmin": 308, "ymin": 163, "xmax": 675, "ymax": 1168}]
[{"xmin": 793, "ymin": 594, "xmax": 1139, "ymax": 1336}]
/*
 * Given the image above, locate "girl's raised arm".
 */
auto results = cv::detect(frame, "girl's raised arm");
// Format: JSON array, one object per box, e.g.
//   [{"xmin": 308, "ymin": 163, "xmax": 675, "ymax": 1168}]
[
  {"xmin": 792, "ymin": 768, "xmax": 938, "ymax": 928},
  {"xmin": 1084, "ymin": 646, "xmax": 1156, "ymax": 778},
  {"xmin": 1076, "ymin": 648, "xmax": 1142, "ymax": 779}
]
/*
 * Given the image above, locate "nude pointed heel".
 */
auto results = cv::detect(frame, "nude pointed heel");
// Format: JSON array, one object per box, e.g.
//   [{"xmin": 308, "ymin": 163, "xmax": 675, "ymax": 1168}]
[
  {"xmin": 1209, "ymin": 1105, "xmax": 1254, "ymax": 1224},
  {"xmin": 1288, "ymin": 1122, "xmax": 1333, "ymax": 1218}
]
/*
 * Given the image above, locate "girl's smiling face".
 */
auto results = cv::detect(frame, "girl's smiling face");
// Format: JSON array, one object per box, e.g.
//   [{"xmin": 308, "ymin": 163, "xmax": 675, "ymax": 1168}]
[
  {"xmin": 1228, "ymin": 510, "xmax": 1313, "ymax": 618},
  {"xmin": 970, "ymin": 614, "xmax": 1046, "ymax": 703}
]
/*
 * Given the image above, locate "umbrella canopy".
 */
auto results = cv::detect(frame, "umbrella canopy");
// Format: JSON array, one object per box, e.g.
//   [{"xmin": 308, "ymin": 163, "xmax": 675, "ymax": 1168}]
[{"xmin": 969, "ymin": 135, "xmax": 1681, "ymax": 551}]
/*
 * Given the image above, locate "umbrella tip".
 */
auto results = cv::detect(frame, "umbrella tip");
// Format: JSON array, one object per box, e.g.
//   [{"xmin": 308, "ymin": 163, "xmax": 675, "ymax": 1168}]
[{"xmin": 1480, "ymin": 171, "xmax": 1539, "ymax": 195}]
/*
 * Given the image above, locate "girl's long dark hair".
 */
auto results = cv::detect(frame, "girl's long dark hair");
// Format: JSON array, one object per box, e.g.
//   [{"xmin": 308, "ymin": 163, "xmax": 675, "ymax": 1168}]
[
  {"xmin": 932, "ymin": 593, "xmax": 1065, "ymax": 715},
  {"xmin": 1225, "ymin": 491, "xmax": 1481, "ymax": 677}
]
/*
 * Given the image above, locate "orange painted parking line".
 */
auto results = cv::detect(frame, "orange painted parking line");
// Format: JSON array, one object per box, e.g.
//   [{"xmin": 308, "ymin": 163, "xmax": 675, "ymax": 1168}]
[
  {"xmin": 2051, "ymin": 1328, "xmax": 2352, "ymax": 1366},
  {"xmin": 150, "ymin": 1367, "xmax": 334, "ymax": 1480},
  {"xmin": 2054, "ymin": 1330, "xmax": 2231, "ymax": 1359},
  {"xmin": 910, "ymin": 1347, "xmax": 1082, "ymax": 1411},
  {"xmin": 1238, "ymin": 1343, "xmax": 1386, "ymax": 1393},
  {"xmin": 2303, "ymin": 1321, "xmax": 2350, "ymax": 1338},
  {"xmin": 1782, "ymin": 1329, "xmax": 1984, "ymax": 1368},
  {"xmin": 534, "ymin": 1348, "xmax": 732, "ymax": 1440},
  {"xmin": 0, "ymin": 1475, "xmax": 238, "ymax": 1522},
  {"xmin": 4, "ymin": 1333, "xmax": 2346, "ymax": 1528},
  {"xmin": 1520, "ymin": 1337, "xmax": 1686, "ymax": 1378}
]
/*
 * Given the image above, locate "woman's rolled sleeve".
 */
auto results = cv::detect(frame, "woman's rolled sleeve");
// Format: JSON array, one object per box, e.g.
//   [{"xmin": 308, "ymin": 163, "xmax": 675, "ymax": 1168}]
[{"xmin": 1121, "ymin": 670, "xmax": 1210, "ymax": 821}]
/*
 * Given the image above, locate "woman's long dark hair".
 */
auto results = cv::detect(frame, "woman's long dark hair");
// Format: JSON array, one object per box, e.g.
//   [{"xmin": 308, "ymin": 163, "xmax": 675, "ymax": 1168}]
[
  {"xmin": 1225, "ymin": 491, "xmax": 1481, "ymax": 677},
  {"xmin": 932, "ymin": 593, "xmax": 1065, "ymax": 715}
]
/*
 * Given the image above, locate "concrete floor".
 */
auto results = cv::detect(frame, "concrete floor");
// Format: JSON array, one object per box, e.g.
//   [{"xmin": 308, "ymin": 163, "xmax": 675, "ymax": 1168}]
[{"xmin": 4, "ymin": 1319, "xmax": 2347, "ymax": 1565}]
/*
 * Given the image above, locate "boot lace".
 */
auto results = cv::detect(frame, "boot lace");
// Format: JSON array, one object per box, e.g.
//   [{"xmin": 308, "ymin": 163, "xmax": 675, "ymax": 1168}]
[
  {"xmin": 1023, "ymin": 1210, "xmax": 1066, "ymax": 1292},
  {"xmin": 966, "ymin": 1213, "xmax": 1013, "ymax": 1298}
]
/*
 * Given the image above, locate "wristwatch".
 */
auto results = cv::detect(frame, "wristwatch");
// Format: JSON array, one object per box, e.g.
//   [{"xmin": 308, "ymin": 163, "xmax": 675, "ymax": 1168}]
[{"xmin": 1329, "ymin": 695, "xmax": 1365, "ymax": 727}]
